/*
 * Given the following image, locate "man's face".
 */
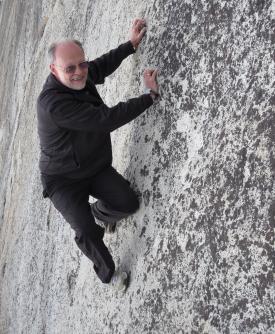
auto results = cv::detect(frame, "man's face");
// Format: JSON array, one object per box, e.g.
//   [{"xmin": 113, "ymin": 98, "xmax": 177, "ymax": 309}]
[{"xmin": 50, "ymin": 42, "xmax": 88, "ymax": 90}]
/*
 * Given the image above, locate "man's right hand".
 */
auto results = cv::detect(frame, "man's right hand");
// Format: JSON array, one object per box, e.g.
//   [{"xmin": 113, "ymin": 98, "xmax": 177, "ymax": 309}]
[{"xmin": 143, "ymin": 69, "xmax": 159, "ymax": 94}]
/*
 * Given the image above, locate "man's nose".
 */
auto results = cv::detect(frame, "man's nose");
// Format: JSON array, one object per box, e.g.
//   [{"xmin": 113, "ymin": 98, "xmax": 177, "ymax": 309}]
[{"xmin": 74, "ymin": 65, "xmax": 84, "ymax": 74}]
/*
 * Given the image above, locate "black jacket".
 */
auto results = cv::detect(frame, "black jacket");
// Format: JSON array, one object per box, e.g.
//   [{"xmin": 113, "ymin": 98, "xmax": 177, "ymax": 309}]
[{"xmin": 37, "ymin": 41, "xmax": 153, "ymax": 179}]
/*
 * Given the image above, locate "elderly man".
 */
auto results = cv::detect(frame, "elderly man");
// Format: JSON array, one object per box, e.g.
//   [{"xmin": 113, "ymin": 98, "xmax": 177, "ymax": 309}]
[{"xmin": 37, "ymin": 18, "xmax": 159, "ymax": 291}]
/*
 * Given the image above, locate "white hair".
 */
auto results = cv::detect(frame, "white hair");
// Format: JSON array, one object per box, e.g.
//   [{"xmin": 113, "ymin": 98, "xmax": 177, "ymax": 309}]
[{"xmin": 48, "ymin": 39, "xmax": 84, "ymax": 63}]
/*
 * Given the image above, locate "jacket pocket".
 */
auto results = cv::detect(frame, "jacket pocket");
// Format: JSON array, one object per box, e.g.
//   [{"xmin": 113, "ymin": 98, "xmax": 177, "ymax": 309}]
[
  {"xmin": 40, "ymin": 146, "xmax": 79, "ymax": 174},
  {"xmin": 72, "ymin": 150, "xmax": 80, "ymax": 167}
]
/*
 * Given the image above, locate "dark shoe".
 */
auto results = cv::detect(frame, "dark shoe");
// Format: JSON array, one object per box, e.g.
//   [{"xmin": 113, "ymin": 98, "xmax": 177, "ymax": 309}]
[
  {"xmin": 93, "ymin": 216, "xmax": 116, "ymax": 234},
  {"xmin": 105, "ymin": 222, "xmax": 116, "ymax": 233}
]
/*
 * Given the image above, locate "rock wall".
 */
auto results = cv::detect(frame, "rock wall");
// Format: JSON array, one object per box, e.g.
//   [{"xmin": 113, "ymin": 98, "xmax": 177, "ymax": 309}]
[{"xmin": 0, "ymin": 0, "xmax": 274, "ymax": 333}]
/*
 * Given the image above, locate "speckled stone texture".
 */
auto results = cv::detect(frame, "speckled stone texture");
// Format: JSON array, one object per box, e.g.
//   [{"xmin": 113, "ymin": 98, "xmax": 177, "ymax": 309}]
[{"xmin": 0, "ymin": 0, "xmax": 274, "ymax": 333}]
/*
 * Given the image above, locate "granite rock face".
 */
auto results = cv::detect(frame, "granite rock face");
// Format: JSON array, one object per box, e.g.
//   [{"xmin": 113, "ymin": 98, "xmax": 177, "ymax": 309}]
[{"xmin": 0, "ymin": 0, "xmax": 274, "ymax": 333}]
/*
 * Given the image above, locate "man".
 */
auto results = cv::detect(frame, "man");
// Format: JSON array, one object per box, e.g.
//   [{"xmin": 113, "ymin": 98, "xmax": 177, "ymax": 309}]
[{"xmin": 37, "ymin": 18, "xmax": 159, "ymax": 291}]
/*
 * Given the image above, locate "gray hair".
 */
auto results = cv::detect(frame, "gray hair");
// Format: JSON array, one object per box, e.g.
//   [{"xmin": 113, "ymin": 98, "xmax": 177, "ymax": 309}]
[{"xmin": 48, "ymin": 39, "xmax": 84, "ymax": 63}]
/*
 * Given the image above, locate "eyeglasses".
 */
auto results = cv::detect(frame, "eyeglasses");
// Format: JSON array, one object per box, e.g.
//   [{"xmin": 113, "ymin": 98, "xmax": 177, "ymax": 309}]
[{"xmin": 54, "ymin": 60, "xmax": 89, "ymax": 74}]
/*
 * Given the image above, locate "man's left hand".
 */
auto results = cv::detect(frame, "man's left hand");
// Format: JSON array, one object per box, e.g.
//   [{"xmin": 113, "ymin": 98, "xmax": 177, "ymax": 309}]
[{"xmin": 130, "ymin": 18, "xmax": 147, "ymax": 50}]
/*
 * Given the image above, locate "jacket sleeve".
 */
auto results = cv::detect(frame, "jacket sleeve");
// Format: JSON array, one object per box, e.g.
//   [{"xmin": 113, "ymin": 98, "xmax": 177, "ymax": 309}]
[
  {"xmin": 48, "ymin": 93, "xmax": 153, "ymax": 132},
  {"xmin": 88, "ymin": 41, "xmax": 136, "ymax": 84}
]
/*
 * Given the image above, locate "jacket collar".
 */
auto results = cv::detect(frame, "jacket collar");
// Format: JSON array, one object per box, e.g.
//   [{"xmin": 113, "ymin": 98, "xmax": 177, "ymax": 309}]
[{"xmin": 43, "ymin": 73, "xmax": 103, "ymax": 104}]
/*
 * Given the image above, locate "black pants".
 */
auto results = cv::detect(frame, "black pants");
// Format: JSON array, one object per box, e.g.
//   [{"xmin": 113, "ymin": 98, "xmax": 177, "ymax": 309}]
[{"xmin": 41, "ymin": 166, "xmax": 139, "ymax": 283}]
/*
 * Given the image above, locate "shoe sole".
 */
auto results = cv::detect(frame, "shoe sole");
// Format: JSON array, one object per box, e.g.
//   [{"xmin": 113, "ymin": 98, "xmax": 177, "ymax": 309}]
[{"xmin": 123, "ymin": 272, "xmax": 130, "ymax": 292}]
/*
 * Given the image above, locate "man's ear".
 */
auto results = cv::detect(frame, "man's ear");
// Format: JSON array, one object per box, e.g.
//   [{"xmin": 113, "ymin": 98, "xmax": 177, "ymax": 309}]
[{"xmin": 49, "ymin": 64, "xmax": 56, "ymax": 76}]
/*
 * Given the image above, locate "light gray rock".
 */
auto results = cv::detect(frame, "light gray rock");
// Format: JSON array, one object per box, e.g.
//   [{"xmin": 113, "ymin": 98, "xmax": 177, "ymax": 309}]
[{"xmin": 0, "ymin": 0, "xmax": 274, "ymax": 333}]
